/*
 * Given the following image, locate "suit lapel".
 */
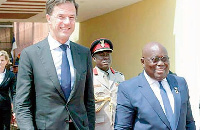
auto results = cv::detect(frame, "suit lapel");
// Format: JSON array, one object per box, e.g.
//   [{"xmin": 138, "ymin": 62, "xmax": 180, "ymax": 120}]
[
  {"xmin": 36, "ymin": 38, "xmax": 66, "ymax": 101},
  {"xmin": 167, "ymin": 75, "xmax": 181, "ymax": 130},
  {"xmin": 96, "ymin": 75, "xmax": 109, "ymax": 88},
  {"xmin": 67, "ymin": 42, "xmax": 81, "ymax": 102},
  {"xmin": 94, "ymin": 67, "xmax": 110, "ymax": 89},
  {"xmin": 109, "ymin": 72, "xmax": 116, "ymax": 89},
  {"xmin": 138, "ymin": 72, "xmax": 171, "ymax": 129},
  {"xmin": 0, "ymin": 70, "xmax": 9, "ymax": 86}
]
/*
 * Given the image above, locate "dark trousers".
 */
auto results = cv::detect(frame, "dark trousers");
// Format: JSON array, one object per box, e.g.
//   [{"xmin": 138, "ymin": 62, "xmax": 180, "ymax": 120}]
[
  {"xmin": 0, "ymin": 107, "xmax": 11, "ymax": 130},
  {"xmin": 69, "ymin": 122, "xmax": 76, "ymax": 130}
]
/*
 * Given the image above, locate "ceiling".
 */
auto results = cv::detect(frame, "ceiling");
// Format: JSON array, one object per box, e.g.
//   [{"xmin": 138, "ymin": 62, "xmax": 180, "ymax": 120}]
[{"xmin": 0, "ymin": 0, "xmax": 141, "ymax": 23}]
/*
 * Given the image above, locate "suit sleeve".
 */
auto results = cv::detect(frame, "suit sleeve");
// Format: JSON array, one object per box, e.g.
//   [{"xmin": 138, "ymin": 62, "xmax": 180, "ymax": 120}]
[
  {"xmin": 15, "ymin": 49, "xmax": 35, "ymax": 130},
  {"xmin": 183, "ymin": 79, "xmax": 196, "ymax": 130},
  {"xmin": 84, "ymin": 50, "xmax": 95, "ymax": 130},
  {"xmin": 114, "ymin": 83, "xmax": 134, "ymax": 130},
  {"xmin": 9, "ymin": 72, "xmax": 16, "ymax": 112}
]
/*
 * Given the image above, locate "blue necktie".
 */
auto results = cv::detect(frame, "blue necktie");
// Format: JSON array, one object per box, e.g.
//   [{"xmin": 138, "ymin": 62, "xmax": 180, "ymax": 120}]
[
  {"xmin": 60, "ymin": 44, "xmax": 71, "ymax": 100},
  {"xmin": 159, "ymin": 81, "xmax": 175, "ymax": 130}
]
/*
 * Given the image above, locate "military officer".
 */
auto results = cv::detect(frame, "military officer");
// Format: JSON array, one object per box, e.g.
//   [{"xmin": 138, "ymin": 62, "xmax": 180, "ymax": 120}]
[{"xmin": 90, "ymin": 38, "xmax": 125, "ymax": 130}]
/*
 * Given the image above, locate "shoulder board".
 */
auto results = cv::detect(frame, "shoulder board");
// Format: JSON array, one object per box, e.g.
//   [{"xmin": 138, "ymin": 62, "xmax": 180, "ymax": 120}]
[
  {"xmin": 110, "ymin": 67, "xmax": 115, "ymax": 74},
  {"xmin": 118, "ymin": 72, "xmax": 124, "ymax": 75},
  {"xmin": 114, "ymin": 70, "xmax": 124, "ymax": 76},
  {"xmin": 93, "ymin": 68, "xmax": 98, "ymax": 75}
]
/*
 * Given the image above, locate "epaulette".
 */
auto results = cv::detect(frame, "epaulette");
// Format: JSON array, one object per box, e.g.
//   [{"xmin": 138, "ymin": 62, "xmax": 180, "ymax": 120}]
[
  {"xmin": 114, "ymin": 70, "xmax": 124, "ymax": 75},
  {"xmin": 118, "ymin": 72, "xmax": 124, "ymax": 75},
  {"xmin": 110, "ymin": 67, "xmax": 115, "ymax": 74},
  {"xmin": 93, "ymin": 68, "xmax": 98, "ymax": 75}
]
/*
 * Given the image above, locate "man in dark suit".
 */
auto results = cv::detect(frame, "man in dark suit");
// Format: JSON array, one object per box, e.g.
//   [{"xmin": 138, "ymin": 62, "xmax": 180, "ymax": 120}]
[
  {"xmin": 114, "ymin": 42, "xmax": 196, "ymax": 130},
  {"xmin": 15, "ymin": 0, "xmax": 95, "ymax": 129}
]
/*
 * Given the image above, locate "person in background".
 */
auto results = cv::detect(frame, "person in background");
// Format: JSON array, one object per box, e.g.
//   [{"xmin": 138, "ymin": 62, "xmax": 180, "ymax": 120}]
[
  {"xmin": 15, "ymin": 0, "xmax": 95, "ymax": 129},
  {"xmin": 12, "ymin": 53, "xmax": 20, "ymax": 78},
  {"xmin": 90, "ymin": 38, "xmax": 125, "ymax": 130},
  {"xmin": 0, "ymin": 50, "xmax": 16, "ymax": 130},
  {"xmin": 114, "ymin": 42, "xmax": 196, "ymax": 130},
  {"xmin": 12, "ymin": 65, "xmax": 18, "ymax": 77}
]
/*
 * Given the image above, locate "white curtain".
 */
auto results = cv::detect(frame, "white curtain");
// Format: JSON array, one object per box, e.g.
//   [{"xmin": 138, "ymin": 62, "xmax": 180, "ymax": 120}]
[{"xmin": 174, "ymin": 0, "xmax": 200, "ymax": 129}]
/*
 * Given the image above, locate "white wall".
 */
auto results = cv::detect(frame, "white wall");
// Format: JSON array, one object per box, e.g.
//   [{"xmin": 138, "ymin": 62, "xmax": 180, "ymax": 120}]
[{"xmin": 174, "ymin": 0, "xmax": 200, "ymax": 129}]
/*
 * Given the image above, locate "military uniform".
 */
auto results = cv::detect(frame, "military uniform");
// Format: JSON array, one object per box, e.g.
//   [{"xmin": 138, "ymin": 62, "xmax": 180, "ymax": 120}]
[
  {"xmin": 93, "ymin": 66, "xmax": 125, "ymax": 130},
  {"xmin": 90, "ymin": 38, "xmax": 125, "ymax": 130}
]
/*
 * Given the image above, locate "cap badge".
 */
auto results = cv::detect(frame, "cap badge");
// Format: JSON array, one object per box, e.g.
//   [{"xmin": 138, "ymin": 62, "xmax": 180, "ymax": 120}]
[{"xmin": 100, "ymin": 40, "xmax": 105, "ymax": 47}]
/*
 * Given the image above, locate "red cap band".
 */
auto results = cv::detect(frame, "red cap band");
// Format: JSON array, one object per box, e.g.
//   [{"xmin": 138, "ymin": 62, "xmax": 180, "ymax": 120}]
[{"xmin": 92, "ymin": 43, "xmax": 110, "ymax": 53}]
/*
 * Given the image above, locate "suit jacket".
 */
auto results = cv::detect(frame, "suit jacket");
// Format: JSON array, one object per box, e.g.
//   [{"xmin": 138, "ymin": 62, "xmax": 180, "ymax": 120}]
[
  {"xmin": 15, "ymin": 38, "xmax": 95, "ymax": 130},
  {"xmin": 0, "ymin": 69, "xmax": 16, "ymax": 109},
  {"xmin": 114, "ymin": 72, "xmax": 196, "ymax": 130}
]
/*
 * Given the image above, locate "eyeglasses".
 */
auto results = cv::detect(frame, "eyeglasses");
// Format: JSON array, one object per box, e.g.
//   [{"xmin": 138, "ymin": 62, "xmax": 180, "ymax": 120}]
[
  {"xmin": 52, "ymin": 15, "xmax": 76, "ymax": 23},
  {"xmin": 143, "ymin": 56, "xmax": 169, "ymax": 63}
]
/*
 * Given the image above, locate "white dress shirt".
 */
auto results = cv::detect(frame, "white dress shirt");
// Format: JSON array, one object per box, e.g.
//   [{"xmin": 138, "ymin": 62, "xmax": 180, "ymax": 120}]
[
  {"xmin": 0, "ymin": 69, "xmax": 6, "ymax": 84},
  {"xmin": 48, "ymin": 34, "xmax": 75, "ymax": 88},
  {"xmin": 144, "ymin": 71, "xmax": 175, "ymax": 114}
]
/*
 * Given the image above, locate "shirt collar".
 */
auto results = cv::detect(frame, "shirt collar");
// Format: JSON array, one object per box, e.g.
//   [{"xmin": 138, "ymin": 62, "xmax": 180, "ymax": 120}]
[
  {"xmin": 48, "ymin": 33, "xmax": 70, "ymax": 50},
  {"xmin": 144, "ymin": 70, "xmax": 167, "ymax": 85},
  {"xmin": 95, "ymin": 66, "xmax": 110, "ymax": 77},
  {"xmin": 107, "ymin": 68, "xmax": 111, "ymax": 75},
  {"xmin": 0, "ymin": 69, "xmax": 6, "ymax": 74}
]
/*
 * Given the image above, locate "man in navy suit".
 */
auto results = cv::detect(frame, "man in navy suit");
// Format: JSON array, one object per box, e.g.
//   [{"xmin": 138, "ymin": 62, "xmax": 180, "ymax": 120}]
[
  {"xmin": 114, "ymin": 42, "xmax": 196, "ymax": 130},
  {"xmin": 15, "ymin": 0, "xmax": 95, "ymax": 129}
]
